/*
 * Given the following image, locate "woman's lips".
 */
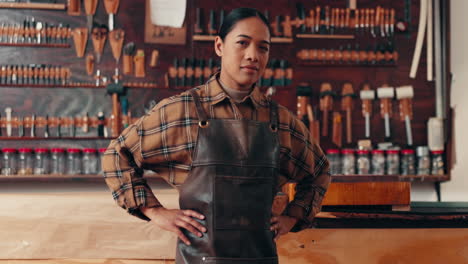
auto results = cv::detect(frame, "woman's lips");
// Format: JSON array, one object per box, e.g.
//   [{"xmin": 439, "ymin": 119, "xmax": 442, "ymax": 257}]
[{"xmin": 241, "ymin": 65, "xmax": 259, "ymax": 73}]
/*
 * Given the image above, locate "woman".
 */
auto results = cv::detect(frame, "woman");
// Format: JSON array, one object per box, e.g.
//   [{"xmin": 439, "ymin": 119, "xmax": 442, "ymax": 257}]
[{"xmin": 102, "ymin": 7, "xmax": 330, "ymax": 264}]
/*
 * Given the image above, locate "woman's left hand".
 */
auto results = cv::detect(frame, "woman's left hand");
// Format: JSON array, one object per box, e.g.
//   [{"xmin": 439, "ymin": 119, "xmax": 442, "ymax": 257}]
[{"xmin": 270, "ymin": 215, "xmax": 298, "ymax": 240}]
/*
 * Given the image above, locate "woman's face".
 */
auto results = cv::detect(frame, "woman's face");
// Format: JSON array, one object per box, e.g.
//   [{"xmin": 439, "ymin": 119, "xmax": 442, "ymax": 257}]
[{"xmin": 215, "ymin": 16, "xmax": 270, "ymax": 91}]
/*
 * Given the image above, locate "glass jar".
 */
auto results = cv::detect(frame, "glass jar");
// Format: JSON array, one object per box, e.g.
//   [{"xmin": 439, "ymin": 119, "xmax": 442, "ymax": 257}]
[
  {"xmin": 33, "ymin": 148, "xmax": 49, "ymax": 175},
  {"xmin": 98, "ymin": 148, "xmax": 107, "ymax": 174},
  {"xmin": 386, "ymin": 150, "xmax": 400, "ymax": 175},
  {"xmin": 401, "ymin": 149, "xmax": 416, "ymax": 175},
  {"xmin": 82, "ymin": 148, "xmax": 98, "ymax": 175},
  {"xmin": 416, "ymin": 146, "xmax": 431, "ymax": 175},
  {"xmin": 18, "ymin": 148, "xmax": 34, "ymax": 175},
  {"xmin": 50, "ymin": 148, "xmax": 66, "ymax": 175},
  {"xmin": 1, "ymin": 148, "xmax": 17, "ymax": 175},
  {"xmin": 371, "ymin": 150, "xmax": 385, "ymax": 175},
  {"xmin": 356, "ymin": 150, "xmax": 371, "ymax": 175},
  {"xmin": 341, "ymin": 149, "xmax": 355, "ymax": 175},
  {"xmin": 431, "ymin": 150, "xmax": 445, "ymax": 175},
  {"xmin": 66, "ymin": 148, "xmax": 82, "ymax": 175},
  {"xmin": 326, "ymin": 149, "xmax": 341, "ymax": 175}
]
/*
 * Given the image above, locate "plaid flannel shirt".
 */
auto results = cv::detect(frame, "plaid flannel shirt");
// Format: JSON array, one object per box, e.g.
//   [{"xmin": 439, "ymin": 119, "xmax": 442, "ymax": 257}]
[{"xmin": 102, "ymin": 73, "xmax": 330, "ymax": 232}]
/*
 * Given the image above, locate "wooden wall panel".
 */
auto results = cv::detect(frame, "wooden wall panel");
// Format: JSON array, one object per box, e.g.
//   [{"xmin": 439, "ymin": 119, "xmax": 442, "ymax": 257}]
[{"xmin": 0, "ymin": 1, "xmax": 449, "ymax": 167}]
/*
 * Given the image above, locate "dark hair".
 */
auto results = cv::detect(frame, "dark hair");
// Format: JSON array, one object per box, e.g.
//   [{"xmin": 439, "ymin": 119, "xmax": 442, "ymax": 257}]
[{"xmin": 218, "ymin": 8, "xmax": 271, "ymax": 41}]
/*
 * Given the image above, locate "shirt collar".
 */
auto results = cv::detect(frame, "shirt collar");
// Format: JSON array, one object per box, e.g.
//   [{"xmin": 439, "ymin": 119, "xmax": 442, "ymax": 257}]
[{"xmin": 205, "ymin": 72, "xmax": 269, "ymax": 108}]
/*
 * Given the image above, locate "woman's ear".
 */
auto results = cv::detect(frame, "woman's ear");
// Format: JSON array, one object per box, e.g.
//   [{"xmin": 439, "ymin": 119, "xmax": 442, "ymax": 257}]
[{"xmin": 214, "ymin": 36, "xmax": 223, "ymax": 57}]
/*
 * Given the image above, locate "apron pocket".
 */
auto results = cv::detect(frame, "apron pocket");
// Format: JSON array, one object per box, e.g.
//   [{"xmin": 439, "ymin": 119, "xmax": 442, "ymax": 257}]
[
  {"xmin": 214, "ymin": 175, "xmax": 273, "ymax": 230},
  {"xmin": 202, "ymin": 256, "xmax": 278, "ymax": 264}
]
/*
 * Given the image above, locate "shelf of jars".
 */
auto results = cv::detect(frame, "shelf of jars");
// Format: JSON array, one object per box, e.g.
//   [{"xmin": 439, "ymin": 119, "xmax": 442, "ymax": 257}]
[
  {"xmin": 0, "ymin": 173, "xmax": 448, "ymax": 183},
  {"xmin": 330, "ymin": 174, "xmax": 449, "ymax": 183}
]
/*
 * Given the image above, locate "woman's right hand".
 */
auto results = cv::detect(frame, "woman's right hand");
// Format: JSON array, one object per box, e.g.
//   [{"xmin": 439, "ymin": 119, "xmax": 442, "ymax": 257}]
[{"xmin": 141, "ymin": 207, "xmax": 206, "ymax": 246}]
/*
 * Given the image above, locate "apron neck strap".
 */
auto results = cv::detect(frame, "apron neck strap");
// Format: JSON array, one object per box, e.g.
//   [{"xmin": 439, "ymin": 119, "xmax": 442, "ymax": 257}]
[
  {"xmin": 269, "ymin": 100, "xmax": 279, "ymax": 130},
  {"xmin": 189, "ymin": 88, "xmax": 208, "ymax": 122}
]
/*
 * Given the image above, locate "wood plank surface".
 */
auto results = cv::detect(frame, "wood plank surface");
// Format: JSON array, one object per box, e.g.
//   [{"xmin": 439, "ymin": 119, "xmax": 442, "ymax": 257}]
[{"xmin": 322, "ymin": 182, "xmax": 410, "ymax": 206}]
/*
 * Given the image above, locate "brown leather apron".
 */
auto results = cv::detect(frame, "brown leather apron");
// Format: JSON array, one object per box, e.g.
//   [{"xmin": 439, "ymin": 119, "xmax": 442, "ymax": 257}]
[{"xmin": 175, "ymin": 88, "xmax": 280, "ymax": 264}]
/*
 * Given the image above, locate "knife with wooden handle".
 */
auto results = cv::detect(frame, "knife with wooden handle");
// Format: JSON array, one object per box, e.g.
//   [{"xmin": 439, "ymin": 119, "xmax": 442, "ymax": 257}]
[
  {"xmin": 104, "ymin": 0, "xmax": 120, "ymax": 31},
  {"xmin": 84, "ymin": 0, "xmax": 99, "ymax": 32}
]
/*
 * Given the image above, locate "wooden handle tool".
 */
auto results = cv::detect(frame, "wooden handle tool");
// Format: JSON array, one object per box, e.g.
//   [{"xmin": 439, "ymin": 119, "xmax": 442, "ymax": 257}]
[
  {"xmin": 307, "ymin": 104, "xmax": 320, "ymax": 144},
  {"xmin": 104, "ymin": 0, "xmax": 120, "ymax": 31},
  {"xmin": 86, "ymin": 54, "xmax": 95, "ymax": 76},
  {"xmin": 319, "ymin": 82, "xmax": 334, "ymax": 137},
  {"xmin": 67, "ymin": 0, "xmax": 81, "ymax": 16},
  {"xmin": 359, "ymin": 84, "xmax": 375, "ymax": 138},
  {"xmin": 109, "ymin": 29, "xmax": 124, "ymax": 62},
  {"xmin": 84, "ymin": 0, "xmax": 99, "ymax": 31},
  {"xmin": 341, "ymin": 83, "xmax": 354, "ymax": 144},
  {"xmin": 72, "ymin": 27, "xmax": 88, "ymax": 58},
  {"xmin": 91, "ymin": 25, "xmax": 108, "ymax": 64},
  {"xmin": 377, "ymin": 86, "xmax": 395, "ymax": 139},
  {"xmin": 332, "ymin": 111, "xmax": 342, "ymax": 148},
  {"xmin": 396, "ymin": 85, "xmax": 414, "ymax": 146}
]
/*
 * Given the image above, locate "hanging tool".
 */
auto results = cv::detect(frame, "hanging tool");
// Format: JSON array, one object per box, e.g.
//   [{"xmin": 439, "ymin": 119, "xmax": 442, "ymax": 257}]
[
  {"xmin": 409, "ymin": 0, "xmax": 428, "ymax": 78},
  {"xmin": 44, "ymin": 115, "xmax": 49, "ymax": 138},
  {"xmin": 84, "ymin": 0, "xmax": 99, "ymax": 32},
  {"xmin": 123, "ymin": 42, "xmax": 136, "ymax": 75},
  {"xmin": 104, "ymin": 0, "xmax": 120, "ymax": 31},
  {"xmin": 194, "ymin": 8, "xmax": 204, "ymax": 35},
  {"xmin": 319, "ymin": 82, "xmax": 334, "ymax": 137},
  {"xmin": 68, "ymin": 0, "xmax": 81, "ymax": 16},
  {"xmin": 134, "ymin": 49, "xmax": 146, "ymax": 78},
  {"xmin": 72, "ymin": 28, "xmax": 88, "ymax": 58},
  {"xmin": 332, "ymin": 112, "xmax": 342, "ymax": 148},
  {"xmin": 86, "ymin": 54, "xmax": 95, "ymax": 76},
  {"xmin": 427, "ymin": 0, "xmax": 433, "ymax": 81},
  {"xmin": 106, "ymin": 81, "xmax": 126, "ymax": 137},
  {"xmin": 5, "ymin": 107, "xmax": 12, "ymax": 137},
  {"xmin": 30, "ymin": 114, "xmax": 36, "ymax": 138},
  {"xmin": 91, "ymin": 24, "xmax": 108, "ymax": 64},
  {"xmin": 150, "ymin": 49, "xmax": 159, "ymax": 68},
  {"xmin": 377, "ymin": 86, "xmax": 394, "ymax": 140},
  {"xmin": 359, "ymin": 84, "xmax": 375, "ymax": 139},
  {"xmin": 341, "ymin": 83, "xmax": 354, "ymax": 144},
  {"xmin": 427, "ymin": 0, "xmax": 446, "ymax": 152},
  {"xmin": 396, "ymin": 86, "xmax": 414, "ymax": 146},
  {"xmin": 296, "ymin": 3, "xmax": 306, "ymax": 34},
  {"xmin": 307, "ymin": 105, "xmax": 320, "ymax": 144},
  {"xmin": 109, "ymin": 29, "xmax": 125, "ymax": 78},
  {"xmin": 208, "ymin": 10, "xmax": 216, "ymax": 35}
]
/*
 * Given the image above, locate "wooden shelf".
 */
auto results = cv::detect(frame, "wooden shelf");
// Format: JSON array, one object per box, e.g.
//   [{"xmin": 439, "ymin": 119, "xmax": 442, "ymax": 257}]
[
  {"xmin": 0, "ymin": 173, "xmax": 449, "ymax": 183},
  {"xmin": 193, "ymin": 35, "xmax": 215, "ymax": 41},
  {"xmin": 0, "ymin": 173, "xmax": 162, "ymax": 183},
  {"xmin": 0, "ymin": 83, "xmax": 160, "ymax": 89},
  {"xmin": 331, "ymin": 174, "xmax": 450, "ymax": 183},
  {"xmin": 193, "ymin": 35, "xmax": 293, "ymax": 43},
  {"xmin": 271, "ymin": 37, "xmax": 293, "ymax": 43},
  {"xmin": 0, "ymin": 2, "xmax": 66, "ymax": 10},
  {"xmin": 0, "ymin": 43, "xmax": 70, "ymax": 48},
  {"xmin": 296, "ymin": 34, "xmax": 355, "ymax": 39},
  {"xmin": 298, "ymin": 61, "xmax": 397, "ymax": 67}
]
